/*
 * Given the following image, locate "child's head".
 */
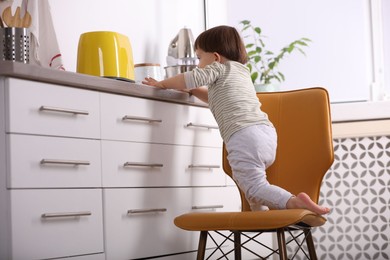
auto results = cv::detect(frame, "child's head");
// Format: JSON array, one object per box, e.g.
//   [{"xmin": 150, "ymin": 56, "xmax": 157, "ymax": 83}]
[{"xmin": 194, "ymin": 25, "xmax": 248, "ymax": 64}]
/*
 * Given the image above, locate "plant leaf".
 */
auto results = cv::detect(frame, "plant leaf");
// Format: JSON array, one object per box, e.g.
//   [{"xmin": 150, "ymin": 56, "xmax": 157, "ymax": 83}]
[
  {"xmin": 247, "ymin": 50, "xmax": 257, "ymax": 57},
  {"xmin": 278, "ymin": 72, "xmax": 285, "ymax": 81},
  {"xmin": 296, "ymin": 40, "xmax": 308, "ymax": 46},
  {"xmin": 251, "ymin": 72, "xmax": 259, "ymax": 83}
]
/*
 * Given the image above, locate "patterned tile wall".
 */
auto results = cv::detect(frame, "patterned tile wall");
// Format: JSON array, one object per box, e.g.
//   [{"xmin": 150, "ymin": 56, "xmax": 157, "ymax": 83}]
[{"xmin": 312, "ymin": 136, "xmax": 390, "ymax": 260}]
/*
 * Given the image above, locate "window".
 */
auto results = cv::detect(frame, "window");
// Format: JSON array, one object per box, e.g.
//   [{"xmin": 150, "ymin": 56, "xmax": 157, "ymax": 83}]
[{"xmin": 204, "ymin": 0, "xmax": 389, "ymax": 103}]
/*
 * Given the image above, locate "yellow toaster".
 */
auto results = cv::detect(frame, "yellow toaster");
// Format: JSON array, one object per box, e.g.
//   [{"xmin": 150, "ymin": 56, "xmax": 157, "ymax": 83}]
[{"xmin": 77, "ymin": 31, "xmax": 135, "ymax": 82}]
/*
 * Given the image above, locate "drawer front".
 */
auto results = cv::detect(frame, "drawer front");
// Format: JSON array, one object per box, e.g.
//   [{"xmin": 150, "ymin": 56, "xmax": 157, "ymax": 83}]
[
  {"xmin": 190, "ymin": 186, "xmax": 242, "ymax": 213},
  {"xmin": 10, "ymin": 189, "xmax": 104, "ymax": 260},
  {"xmin": 56, "ymin": 253, "xmax": 106, "ymax": 260},
  {"xmin": 180, "ymin": 104, "xmax": 222, "ymax": 147},
  {"xmin": 5, "ymin": 78, "xmax": 100, "ymax": 138},
  {"xmin": 100, "ymin": 93, "xmax": 221, "ymax": 147},
  {"xmin": 103, "ymin": 188, "xmax": 194, "ymax": 259},
  {"xmin": 7, "ymin": 134, "xmax": 102, "ymax": 188},
  {"xmin": 101, "ymin": 140, "xmax": 225, "ymax": 187}
]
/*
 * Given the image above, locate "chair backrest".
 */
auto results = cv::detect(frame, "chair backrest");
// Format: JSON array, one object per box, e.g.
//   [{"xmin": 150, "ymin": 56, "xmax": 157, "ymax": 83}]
[{"xmin": 223, "ymin": 87, "xmax": 334, "ymax": 212}]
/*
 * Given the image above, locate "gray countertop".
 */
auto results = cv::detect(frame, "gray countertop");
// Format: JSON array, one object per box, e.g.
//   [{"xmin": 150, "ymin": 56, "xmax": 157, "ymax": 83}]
[{"xmin": 0, "ymin": 61, "xmax": 207, "ymax": 107}]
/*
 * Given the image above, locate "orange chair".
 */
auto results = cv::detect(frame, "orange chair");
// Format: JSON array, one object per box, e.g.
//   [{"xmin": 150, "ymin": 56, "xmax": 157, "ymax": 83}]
[{"xmin": 174, "ymin": 87, "xmax": 334, "ymax": 259}]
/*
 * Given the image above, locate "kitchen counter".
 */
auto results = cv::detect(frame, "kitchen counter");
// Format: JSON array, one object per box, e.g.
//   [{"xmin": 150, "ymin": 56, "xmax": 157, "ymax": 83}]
[
  {"xmin": 0, "ymin": 61, "xmax": 207, "ymax": 107},
  {"xmin": 2, "ymin": 61, "xmax": 389, "ymax": 123}
]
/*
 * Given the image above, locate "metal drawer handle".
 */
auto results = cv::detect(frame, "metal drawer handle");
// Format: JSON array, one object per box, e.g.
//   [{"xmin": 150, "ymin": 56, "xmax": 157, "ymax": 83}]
[
  {"xmin": 40, "ymin": 159, "xmax": 90, "ymax": 166},
  {"xmin": 186, "ymin": 122, "xmax": 219, "ymax": 130},
  {"xmin": 123, "ymin": 162, "xmax": 163, "ymax": 168},
  {"xmin": 39, "ymin": 106, "xmax": 89, "ymax": 115},
  {"xmin": 41, "ymin": 211, "xmax": 92, "ymax": 219},
  {"xmin": 192, "ymin": 205, "xmax": 224, "ymax": 210},
  {"xmin": 122, "ymin": 115, "xmax": 162, "ymax": 123},
  {"xmin": 188, "ymin": 164, "xmax": 220, "ymax": 169},
  {"xmin": 127, "ymin": 208, "xmax": 167, "ymax": 214}
]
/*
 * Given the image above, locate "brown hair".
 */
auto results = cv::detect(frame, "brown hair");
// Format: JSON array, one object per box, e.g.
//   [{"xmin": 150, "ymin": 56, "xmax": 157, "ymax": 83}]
[{"xmin": 194, "ymin": 25, "xmax": 248, "ymax": 64}]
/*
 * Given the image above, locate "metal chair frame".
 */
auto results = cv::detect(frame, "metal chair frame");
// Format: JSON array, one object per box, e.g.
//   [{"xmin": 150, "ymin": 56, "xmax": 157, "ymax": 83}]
[{"xmin": 197, "ymin": 224, "xmax": 317, "ymax": 260}]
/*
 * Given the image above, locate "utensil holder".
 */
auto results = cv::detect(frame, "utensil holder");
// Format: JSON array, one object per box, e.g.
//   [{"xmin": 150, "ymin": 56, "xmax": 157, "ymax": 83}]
[{"xmin": 0, "ymin": 27, "xmax": 30, "ymax": 63}]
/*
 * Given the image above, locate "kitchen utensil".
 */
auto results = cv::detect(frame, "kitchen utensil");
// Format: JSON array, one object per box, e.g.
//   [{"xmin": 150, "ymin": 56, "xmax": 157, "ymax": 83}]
[
  {"xmin": 167, "ymin": 27, "xmax": 197, "ymax": 65},
  {"xmin": 77, "ymin": 31, "xmax": 135, "ymax": 82},
  {"xmin": 0, "ymin": 16, "xmax": 4, "ymax": 28},
  {"xmin": 0, "ymin": 27, "xmax": 30, "ymax": 63},
  {"xmin": 165, "ymin": 28, "xmax": 197, "ymax": 78},
  {"xmin": 164, "ymin": 65, "xmax": 197, "ymax": 78},
  {"xmin": 2, "ymin": 6, "xmax": 32, "ymax": 28},
  {"xmin": 134, "ymin": 63, "xmax": 163, "ymax": 83}
]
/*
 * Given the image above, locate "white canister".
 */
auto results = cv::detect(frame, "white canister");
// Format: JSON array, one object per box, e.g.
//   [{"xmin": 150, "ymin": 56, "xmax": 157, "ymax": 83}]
[{"xmin": 134, "ymin": 63, "xmax": 163, "ymax": 83}]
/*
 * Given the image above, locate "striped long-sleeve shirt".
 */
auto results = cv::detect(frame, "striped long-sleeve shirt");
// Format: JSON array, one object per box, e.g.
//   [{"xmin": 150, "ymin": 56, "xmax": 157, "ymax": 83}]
[{"xmin": 184, "ymin": 61, "xmax": 272, "ymax": 142}]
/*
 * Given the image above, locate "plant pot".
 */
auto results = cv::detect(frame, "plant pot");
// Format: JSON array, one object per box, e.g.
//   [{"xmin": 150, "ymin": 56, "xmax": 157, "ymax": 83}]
[{"xmin": 254, "ymin": 84, "xmax": 279, "ymax": 92}]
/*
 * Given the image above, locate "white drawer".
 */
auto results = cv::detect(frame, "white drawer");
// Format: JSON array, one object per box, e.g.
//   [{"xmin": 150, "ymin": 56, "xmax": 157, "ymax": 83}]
[
  {"xmin": 5, "ymin": 78, "xmax": 100, "ymax": 138},
  {"xmin": 101, "ymin": 140, "xmax": 225, "ymax": 187},
  {"xmin": 9, "ymin": 189, "xmax": 104, "ymax": 260},
  {"xmin": 103, "ymin": 188, "xmax": 195, "ymax": 259},
  {"xmin": 182, "ymin": 104, "xmax": 222, "ymax": 148},
  {"xmin": 100, "ymin": 93, "xmax": 222, "ymax": 147},
  {"xmin": 190, "ymin": 186, "xmax": 241, "ymax": 213},
  {"xmin": 7, "ymin": 134, "xmax": 102, "ymax": 188},
  {"xmin": 56, "ymin": 254, "xmax": 106, "ymax": 260}
]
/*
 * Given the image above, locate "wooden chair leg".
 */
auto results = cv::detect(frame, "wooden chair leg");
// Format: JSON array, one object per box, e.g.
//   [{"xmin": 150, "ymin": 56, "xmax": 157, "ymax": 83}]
[
  {"xmin": 197, "ymin": 231, "xmax": 208, "ymax": 260},
  {"xmin": 304, "ymin": 229, "xmax": 318, "ymax": 260},
  {"xmin": 276, "ymin": 228, "xmax": 288, "ymax": 260},
  {"xmin": 233, "ymin": 231, "xmax": 242, "ymax": 260}
]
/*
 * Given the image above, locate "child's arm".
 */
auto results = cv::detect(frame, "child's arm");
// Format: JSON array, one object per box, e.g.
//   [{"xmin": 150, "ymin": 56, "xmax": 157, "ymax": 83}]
[
  {"xmin": 143, "ymin": 73, "xmax": 208, "ymax": 104},
  {"xmin": 190, "ymin": 86, "xmax": 208, "ymax": 103},
  {"xmin": 142, "ymin": 74, "xmax": 186, "ymax": 91}
]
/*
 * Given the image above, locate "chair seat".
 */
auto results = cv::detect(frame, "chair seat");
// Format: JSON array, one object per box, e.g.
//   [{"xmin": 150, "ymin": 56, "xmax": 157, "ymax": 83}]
[{"xmin": 174, "ymin": 209, "xmax": 326, "ymax": 231}]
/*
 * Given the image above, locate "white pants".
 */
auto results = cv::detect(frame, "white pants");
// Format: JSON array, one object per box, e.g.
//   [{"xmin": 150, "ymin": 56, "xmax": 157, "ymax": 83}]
[{"xmin": 226, "ymin": 124, "xmax": 292, "ymax": 211}]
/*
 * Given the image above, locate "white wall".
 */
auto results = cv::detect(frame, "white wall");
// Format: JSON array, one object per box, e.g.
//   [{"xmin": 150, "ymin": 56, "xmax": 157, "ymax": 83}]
[{"xmin": 48, "ymin": 0, "xmax": 205, "ymax": 72}]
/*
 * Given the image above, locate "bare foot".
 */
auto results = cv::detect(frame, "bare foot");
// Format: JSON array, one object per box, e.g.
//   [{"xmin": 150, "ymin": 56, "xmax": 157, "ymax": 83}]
[{"xmin": 286, "ymin": 192, "xmax": 330, "ymax": 215}]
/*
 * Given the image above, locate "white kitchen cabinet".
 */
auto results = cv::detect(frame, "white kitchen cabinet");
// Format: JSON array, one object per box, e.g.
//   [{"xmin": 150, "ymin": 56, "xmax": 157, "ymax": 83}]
[
  {"xmin": 5, "ymin": 78, "xmax": 100, "ymax": 139},
  {"xmin": 56, "ymin": 254, "xmax": 106, "ymax": 260},
  {"xmin": 100, "ymin": 92, "xmax": 221, "ymax": 147},
  {"xmin": 101, "ymin": 140, "xmax": 225, "ymax": 187},
  {"xmin": 7, "ymin": 134, "xmax": 102, "ymax": 188},
  {"xmin": 9, "ymin": 189, "xmax": 104, "ymax": 260},
  {"xmin": 0, "ymin": 78, "xmax": 105, "ymax": 260},
  {"xmin": 103, "ymin": 188, "xmax": 192, "ymax": 259},
  {"xmin": 103, "ymin": 186, "xmax": 241, "ymax": 260},
  {"xmin": 190, "ymin": 186, "xmax": 241, "ymax": 213},
  {"xmin": 0, "ymin": 75, "xmax": 236, "ymax": 260}
]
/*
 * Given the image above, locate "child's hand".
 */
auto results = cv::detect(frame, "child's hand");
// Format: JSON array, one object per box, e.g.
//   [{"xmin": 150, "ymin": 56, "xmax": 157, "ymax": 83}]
[{"xmin": 142, "ymin": 77, "xmax": 166, "ymax": 89}]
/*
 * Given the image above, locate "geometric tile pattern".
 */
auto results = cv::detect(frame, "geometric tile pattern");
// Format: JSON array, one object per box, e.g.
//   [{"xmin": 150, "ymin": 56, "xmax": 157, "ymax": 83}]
[{"xmin": 310, "ymin": 136, "xmax": 390, "ymax": 260}]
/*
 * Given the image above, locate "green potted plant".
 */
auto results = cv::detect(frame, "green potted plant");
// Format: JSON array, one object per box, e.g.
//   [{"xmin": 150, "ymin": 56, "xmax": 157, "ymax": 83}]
[{"xmin": 239, "ymin": 20, "xmax": 311, "ymax": 91}]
